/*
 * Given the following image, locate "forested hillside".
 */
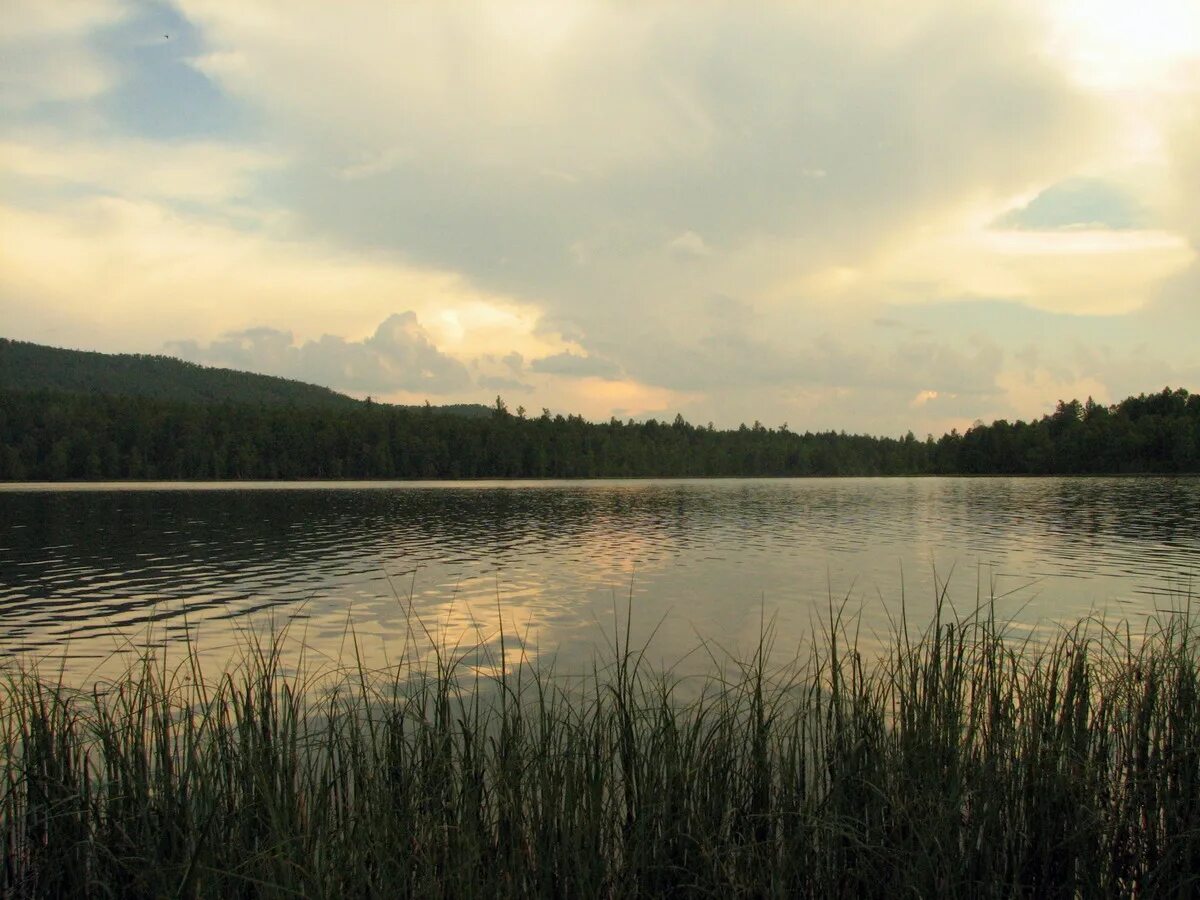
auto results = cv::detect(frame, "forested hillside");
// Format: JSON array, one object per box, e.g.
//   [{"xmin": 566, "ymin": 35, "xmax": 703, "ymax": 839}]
[
  {"xmin": 1, "ymin": 386, "xmax": 1196, "ymax": 480},
  {"xmin": 0, "ymin": 338, "xmax": 360, "ymax": 408},
  {"xmin": 934, "ymin": 393, "xmax": 1200, "ymax": 474}
]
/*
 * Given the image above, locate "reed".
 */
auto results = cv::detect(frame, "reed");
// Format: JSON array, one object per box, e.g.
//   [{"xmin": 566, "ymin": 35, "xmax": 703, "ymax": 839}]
[{"xmin": 1, "ymin": 595, "xmax": 1197, "ymax": 898}]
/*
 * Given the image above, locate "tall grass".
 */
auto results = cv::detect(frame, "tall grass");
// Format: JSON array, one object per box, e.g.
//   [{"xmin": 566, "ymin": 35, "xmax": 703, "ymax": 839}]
[{"xmin": 1, "ymin": 596, "xmax": 1197, "ymax": 898}]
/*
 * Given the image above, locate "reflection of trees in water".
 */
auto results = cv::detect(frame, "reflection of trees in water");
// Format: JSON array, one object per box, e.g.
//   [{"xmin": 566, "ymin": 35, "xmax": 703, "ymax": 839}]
[
  {"xmin": 916, "ymin": 477, "xmax": 1200, "ymax": 554},
  {"xmin": 2, "ymin": 479, "xmax": 1198, "ymax": 668},
  {"xmin": 1039, "ymin": 478, "xmax": 1200, "ymax": 547}
]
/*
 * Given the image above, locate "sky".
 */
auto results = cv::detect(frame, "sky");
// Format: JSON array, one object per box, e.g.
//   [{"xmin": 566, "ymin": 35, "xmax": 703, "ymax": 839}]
[{"xmin": 2, "ymin": 1, "xmax": 1198, "ymax": 435}]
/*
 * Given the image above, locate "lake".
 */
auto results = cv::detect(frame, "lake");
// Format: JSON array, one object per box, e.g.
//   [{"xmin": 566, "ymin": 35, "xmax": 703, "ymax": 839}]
[{"xmin": 2, "ymin": 477, "xmax": 1198, "ymax": 681}]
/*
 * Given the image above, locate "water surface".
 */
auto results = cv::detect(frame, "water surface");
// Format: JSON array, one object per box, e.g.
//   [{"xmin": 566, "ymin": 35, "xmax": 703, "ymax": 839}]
[{"xmin": 2, "ymin": 478, "xmax": 1197, "ymax": 680}]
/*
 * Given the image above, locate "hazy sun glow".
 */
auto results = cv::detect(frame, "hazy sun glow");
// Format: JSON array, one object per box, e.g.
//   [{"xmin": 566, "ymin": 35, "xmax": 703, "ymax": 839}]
[{"xmin": 1045, "ymin": 0, "xmax": 1200, "ymax": 90}]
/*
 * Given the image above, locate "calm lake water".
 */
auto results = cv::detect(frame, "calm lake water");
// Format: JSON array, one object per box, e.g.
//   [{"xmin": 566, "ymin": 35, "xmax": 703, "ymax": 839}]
[{"xmin": 2, "ymin": 477, "xmax": 1198, "ymax": 681}]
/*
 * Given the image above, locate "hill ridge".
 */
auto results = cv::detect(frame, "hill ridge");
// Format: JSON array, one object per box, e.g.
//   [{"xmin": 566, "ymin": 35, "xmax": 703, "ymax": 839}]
[{"xmin": 0, "ymin": 338, "xmax": 489, "ymax": 416}]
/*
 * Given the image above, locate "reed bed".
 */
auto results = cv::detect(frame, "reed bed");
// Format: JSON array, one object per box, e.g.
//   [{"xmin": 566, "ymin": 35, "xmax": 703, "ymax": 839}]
[{"xmin": 1, "ymin": 597, "xmax": 1197, "ymax": 898}]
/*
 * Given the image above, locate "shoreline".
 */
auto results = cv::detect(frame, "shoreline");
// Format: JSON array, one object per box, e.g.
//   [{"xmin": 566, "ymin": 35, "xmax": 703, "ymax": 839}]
[
  {"xmin": 4, "ymin": 601, "xmax": 1196, "ymax": 896},
  {"xmin": 4, "ymin": 471, "xmax": 1200, "ymax": 490}
]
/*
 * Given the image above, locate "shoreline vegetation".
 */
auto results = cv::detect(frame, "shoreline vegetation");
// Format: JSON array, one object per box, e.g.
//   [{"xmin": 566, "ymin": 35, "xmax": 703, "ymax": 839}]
[
  {"xmin": 2, "ymin": 599, "xmax": 1197, "ymax": 897},
  {"xmin": 3, "ymin": 395, "xmax": 1199, "ymax": 484},
  {"xmin": 2, "ymin": 338, "xmax": 1198, "ymax": 481}
]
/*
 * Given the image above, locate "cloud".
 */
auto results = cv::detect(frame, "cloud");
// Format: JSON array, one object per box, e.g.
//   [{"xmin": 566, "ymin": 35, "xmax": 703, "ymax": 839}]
[
  {"xmin": 173, "ymin": 0, "xmax": 1096, "ymax": 372},
  {"xmin": 1168, "ymin": 104, "xmax": 1200, "ymax": 245},
  {"xmin": 471, "ymin": 350, "xmax": 536, "ymax": 394},
  {"xmin": 0, "ymin": 193, "xmax": 565, "ymax": 362},
  {"xmin": 865, "ymin": 295, "xmax": 1200, "ymax": 429},
  {"xmin": 1047, "ymin": 0, "xmax": 1200, "ymax": 92},
  {"xmin": 168, "ymin": 312, "xmax": 471, "ymax": 394},
  {"xmin": 1, "ymin": 0, "xmax": 127, "ymax": 111},
  {"xmin": 1115, "ymin": 100, "xmax": 1200, "ymax": 328},
  {"xmin": 667, "ymin": 230, "xmax": 710, "ymax": 258},
  {"xmin": 0, "ymin": 134, "xmax": 280, "ymax": 208},
  {"xmin": 477, "ymin": 374, "xmax": 534, "ymax": 394},
  {"xmin": 529, "ymin": 350, "xmax": 621, "ymax": 379},
  {"xmin": 869, "ymin": 223, "xmax": 1193, "ymax": 316},
  {"xmin": 992, "ymin": 178, "xmax": 1147, "ymax": 230},
  {"xmin": 4, "ymin": 0, "xmax": 1198, "ymax": 436}
]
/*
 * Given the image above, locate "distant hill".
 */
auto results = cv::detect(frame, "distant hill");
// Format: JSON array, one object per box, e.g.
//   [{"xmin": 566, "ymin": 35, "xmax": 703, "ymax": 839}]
[
  {"xmin": 0, "ymin": 338, "xmax": 490, "ymax": 417},
  {"xmin": 0, "ymin": 338, "xmax": 362, "ymax": 408}
]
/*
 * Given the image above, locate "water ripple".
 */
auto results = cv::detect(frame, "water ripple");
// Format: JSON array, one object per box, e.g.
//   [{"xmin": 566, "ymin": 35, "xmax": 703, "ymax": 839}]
[{"xmin": 1, "ymin": 477, "xmax": 1198, "ymax": 677}]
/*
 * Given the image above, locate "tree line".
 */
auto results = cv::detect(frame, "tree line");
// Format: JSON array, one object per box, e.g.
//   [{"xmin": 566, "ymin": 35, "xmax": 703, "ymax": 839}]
[{"xmin": 1, "ymin": 388, "xmax": 1197, "ymax": 481}]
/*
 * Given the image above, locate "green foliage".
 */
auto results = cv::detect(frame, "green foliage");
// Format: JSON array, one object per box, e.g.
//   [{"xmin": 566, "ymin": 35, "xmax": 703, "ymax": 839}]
[
  {"xmin": 1, "ymin": 386, "xmax": 1198, "ymax": 480},
  {"xmin": 1, "ymin": 339, "xmax": 1196, "ymax": 478},
  {"xmin": 0, "ymin": 338, "xmax": 363, "ymax": 409},
  {"xmin": 2, "ymin": 600, "xmax": 1197, "ymax": 897},
  {"xmin": 934, "ymin": 388, "xmax": 1200, "ymax": 474},
  {"xmin": 0, "ymin": 338, "xmax": 492, "ymax": 420}
]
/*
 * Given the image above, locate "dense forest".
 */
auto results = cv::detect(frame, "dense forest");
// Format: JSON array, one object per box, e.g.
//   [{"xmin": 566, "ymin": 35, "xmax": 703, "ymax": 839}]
[
  {"xmin": 0, "ymin": 338, "xmax": 491, "ymax": 418},
  {"xmin": 1, "ymin": 385, "xmax": 1196, "ymax": 481},
  {"xmin": 0, "ymin": 338, "xmax": 362, "ymax": 409}
]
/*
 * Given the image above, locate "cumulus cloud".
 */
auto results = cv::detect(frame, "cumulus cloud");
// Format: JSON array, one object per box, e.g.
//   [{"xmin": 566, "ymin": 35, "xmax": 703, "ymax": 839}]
[
  {"xmin": 168, "ymin": 312, "xmax": 471, "ymax": 394},
  {"xmin": 471, "ymin": 351, "xmax": 535, "ymax": 393},
  {"xmin": 0, "ymin": 191, "xmax": 569, "ymax": 366}
]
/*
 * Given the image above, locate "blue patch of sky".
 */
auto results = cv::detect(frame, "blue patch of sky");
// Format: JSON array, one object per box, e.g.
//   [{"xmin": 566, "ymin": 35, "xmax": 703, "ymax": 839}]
[
  {"xmin": 90, "ymin": 2, "xmax": 246, "ymax": 141},
  {"xmin": 993, "ymin": 178, "xmax": 1147, "ymax": 231}
]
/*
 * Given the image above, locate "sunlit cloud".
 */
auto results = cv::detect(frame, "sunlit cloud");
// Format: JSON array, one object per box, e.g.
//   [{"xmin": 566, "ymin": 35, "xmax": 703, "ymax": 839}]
[
  {"xmin": 169, "ymin": 312, "xmax": 472, "ymax": 394},
  {"xmin": 0, "ymin": 196, "xmax": 568, "ymax": 367},
  {"xmin": 864, "ymin": 221, "xmax": 1194, "ymax": 316},
  {"xmin": 1, "ymin": 135, "xmax": 281, "ymax": 208},
  {"xmin": 1043, "ymin": 0, "xmax": 1200, "ymax": 92}
]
